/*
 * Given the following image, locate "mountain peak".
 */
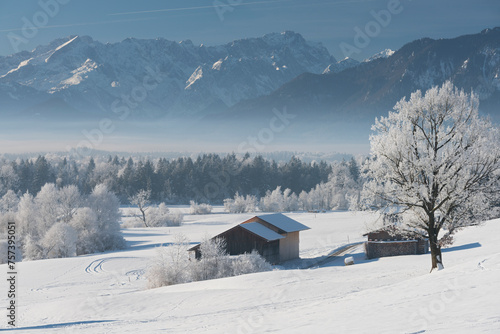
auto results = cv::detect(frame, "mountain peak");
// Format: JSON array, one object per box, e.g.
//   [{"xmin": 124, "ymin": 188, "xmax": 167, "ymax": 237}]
[
  {"xmin": 0, "ymin": 31, "xmax": 333, "ymax": 117},
  {"xmin": 262, "ymin": 31, "xmax": 306, "ymax": 45},
  {"xmin": 481, "ymin": 27, "xmax": 500, "ymax": 35},
  {"xmin": 234, "ymin": 27, "xmax": 500, "ymax": 124},
  {"xmin": 363, "ymin": 49, "xmax": 395, "ymax": 62}
]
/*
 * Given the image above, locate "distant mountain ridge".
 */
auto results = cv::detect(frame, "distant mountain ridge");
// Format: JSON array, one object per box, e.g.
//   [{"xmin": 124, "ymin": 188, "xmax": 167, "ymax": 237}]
[
  {"xmin": 0, "ymin": 28, "xmax": 499, "ymax": 123},
  {"xmin": 0, "ymin": 31, "xmax": 336, "ymax": 118},
  {"xmin": 228, "ymin": 27, "xmax": 500, "ymax": 122}
]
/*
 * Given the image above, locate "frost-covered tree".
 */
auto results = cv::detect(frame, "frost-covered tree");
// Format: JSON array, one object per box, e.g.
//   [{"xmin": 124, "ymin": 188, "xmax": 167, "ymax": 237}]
[
  {"xmin": 9, "ymin": 182, "xmax": 124, "ymax": 260},
  {"xmin": 87, "ymin": 184, "xmax": 125, "ymax": 251},
  {"xmin": 35, "ymin": 183, "xmax": 60, "ymax": 231},
  {"xmin": 364, "ymin": 81, "xmax": 500, "ymax": 271},
  {"xmin": 259, "ymin": 186, "xmax": 299, "ymax": 212},
  {"xmin": 16, "ymin": 192, "xmax": 38, "ymax": 240},
  {"xmin": 40, "ymin": 222, "xmax": 77, "ymax": 259},
  {"xmin": 58, "ymin": 185, "xmax": 82, "ymax": 223},
  {"xmin": 69, "ymin": 207, "xmax": 99, "ymax": 255},
  {"xmin": 0, "ymin": 164, "xmax": 19, "ymax": 196},
  {"xmin": 0, "ymin": 190, "xmax": 19, "ymax": 213},
  {"xmin": 129, "ymin": 189, "xmax": 151, "ymax": 227},
  {"xmin": 223, "ymin": 193, "xmax": 257, "ymax": 213},
  {"xmin": 328, "ymin": 160, "xmax": 362, "ymax": 210}
]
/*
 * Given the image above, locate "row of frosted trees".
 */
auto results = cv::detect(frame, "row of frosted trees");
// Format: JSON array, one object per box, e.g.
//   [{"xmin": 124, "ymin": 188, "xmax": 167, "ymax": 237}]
[
  {"xmin": 0, "ymin": 184, "xmax": 125, "ymax": 261},
  {"xmin": 224, "ymin": 158, "xmax": 362, "ymax": 213},
  {"xmin": 0, "ymin": 154, "xmax": 333, "ymax": 204}
]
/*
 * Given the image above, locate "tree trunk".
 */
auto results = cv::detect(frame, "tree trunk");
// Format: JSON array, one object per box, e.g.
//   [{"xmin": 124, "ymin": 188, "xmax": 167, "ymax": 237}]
[
  {"xmin": 429, "ymin": 234, "xmax": 443, "ymax": 272},
  {"xmin": 140, "ymin": 207, "xmax": 148, "ymax": 227}
]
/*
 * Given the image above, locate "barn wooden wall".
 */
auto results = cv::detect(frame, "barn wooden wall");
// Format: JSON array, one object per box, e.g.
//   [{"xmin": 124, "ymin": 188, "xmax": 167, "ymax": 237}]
[{"xmin": 279, "ymin": 231, "xmax": 300, "ymax": 262}]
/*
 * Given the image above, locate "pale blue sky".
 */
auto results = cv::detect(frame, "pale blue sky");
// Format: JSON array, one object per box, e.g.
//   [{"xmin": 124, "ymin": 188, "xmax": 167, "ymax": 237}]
[{"xmin": 0, "ymin": 0, "xmax": 499, "ymax": 61}]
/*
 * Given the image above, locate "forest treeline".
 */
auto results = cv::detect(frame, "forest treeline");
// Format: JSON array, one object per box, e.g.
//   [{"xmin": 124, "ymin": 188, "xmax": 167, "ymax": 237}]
[{"xmin": 0, "ymin": 153, "xmax": 339, "ymax": 204}]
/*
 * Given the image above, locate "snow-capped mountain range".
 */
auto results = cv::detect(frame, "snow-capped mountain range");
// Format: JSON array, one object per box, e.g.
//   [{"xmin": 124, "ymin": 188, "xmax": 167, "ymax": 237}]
[
  {"xmin": 0, "ymin": 28, "xmax": 499, "ymax": 121},
  {"xmin": 0, "ymin": 31, "xmax": 340, "ymax": 118},
  {"xmin": 230, "ymin": 27, "xmax": 500, "ymax": 122}
]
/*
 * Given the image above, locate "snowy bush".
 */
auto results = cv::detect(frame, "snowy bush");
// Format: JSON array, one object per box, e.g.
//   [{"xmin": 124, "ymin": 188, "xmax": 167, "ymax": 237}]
[
  {"xmin": 146, "ymin": 234, "xmax": 192, "ymax": 288},
  {"xmin": 121, "ymin": 215, "xmax": 144, "ymax": 228},
  {"xmin": 191, "ymin": 237, "xmax": 232, "ymax": 281},
  {"xmin": 223, "ymin": 193, "xmax": 257, "ymax": 213},
  {"xmin": 231, "ymin": 250, "xmax": 272, "ymax": 276},
  {"xmin": 147, "ymin": 203, "xmax": 184, "ymax": 227},
  {"xmin": 189, "ymin": 201, "xmax": 212, "ymax": 215},
  {"xmin": 147, "ymin": 236, "xmax": 272, "ymax": 289}
]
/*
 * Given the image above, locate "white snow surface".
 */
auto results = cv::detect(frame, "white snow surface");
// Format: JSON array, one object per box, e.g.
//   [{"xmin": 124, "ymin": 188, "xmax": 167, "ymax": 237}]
[{"xmin": 2, "ymin": 209, "xmax": 499, "ymax": 333}]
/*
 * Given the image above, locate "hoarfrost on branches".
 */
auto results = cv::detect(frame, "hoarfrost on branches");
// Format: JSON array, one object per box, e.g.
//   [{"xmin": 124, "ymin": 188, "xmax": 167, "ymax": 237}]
[
  {"xmin": 363, "ymin": 81, "xmax": 500, "ymax": 271},
  {"xmin": 146, "ymin": 235, "xmax": 271, "ymax": 288},
  {"xmin": 0, "ymin": 183, "xmax": 125, "ymax": 261}
]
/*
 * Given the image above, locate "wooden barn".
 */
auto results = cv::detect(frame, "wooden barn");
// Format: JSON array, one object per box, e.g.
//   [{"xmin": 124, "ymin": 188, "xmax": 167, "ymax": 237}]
[
  {"xmin": 364, "ymin": 229, "xmax": 429, "ymax": 259},
  {"xmin": 188, "ymin": 213, "xmax": 310, "ymax": 264}
]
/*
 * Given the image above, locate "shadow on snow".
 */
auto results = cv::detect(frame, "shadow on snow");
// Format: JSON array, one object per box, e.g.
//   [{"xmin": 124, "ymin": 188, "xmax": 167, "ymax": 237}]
[
  {"xmin": 442, "ymin": 242, "xmax": 481, "ymax": 253},
  {"xmin": 0, "ymin": 320, "xmax": 116, "ymax": 331}
]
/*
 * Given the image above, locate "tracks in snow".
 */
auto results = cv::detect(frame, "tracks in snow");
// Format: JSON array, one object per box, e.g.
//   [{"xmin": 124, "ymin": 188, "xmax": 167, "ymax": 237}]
[
  {"xmin": 305, "ymin": 242, "xmax": 364, "ymax": 269},
  {"xmin": 85, "ymin": 258, "xmax": 110, "ymax": 274},
  {"xmin": 85, "ymin": 257, "xmax": 145, "ymax": 279}
]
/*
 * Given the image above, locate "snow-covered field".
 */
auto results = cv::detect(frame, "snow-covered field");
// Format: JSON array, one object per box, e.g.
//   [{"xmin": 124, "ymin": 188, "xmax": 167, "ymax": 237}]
[{"xmin": 2, "ymin": 208, "xmax": 499, "ymax": 333}]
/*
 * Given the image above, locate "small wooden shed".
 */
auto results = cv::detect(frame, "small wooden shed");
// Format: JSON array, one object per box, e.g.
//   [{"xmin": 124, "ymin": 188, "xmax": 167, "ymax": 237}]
[
  {"xmin": 364, "ymin": 229, "xmax": 429, "ymax": 259},
  {"xmin": 189, "ymin": 213, "xmax": 310, "ymax": 264}
]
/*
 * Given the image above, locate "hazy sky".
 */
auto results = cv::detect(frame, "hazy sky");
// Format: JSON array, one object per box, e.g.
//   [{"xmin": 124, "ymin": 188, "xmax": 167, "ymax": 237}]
[{"xmin": 0, "ymin": 0, "xmax": 499, "ymax": 61}]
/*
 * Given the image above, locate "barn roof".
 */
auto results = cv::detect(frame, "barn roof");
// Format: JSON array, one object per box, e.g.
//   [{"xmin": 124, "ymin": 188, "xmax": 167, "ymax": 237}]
[
  {"xmin": 240, "ymin": 222, "xmax": 285, "ymax": 241},
  {"xmin": 188, "ymin": 213, "xmax": 310, "ymax": 252},
  {"xmin": 256, "ymin": 213, "xmax": 310, "ymax": 233}
]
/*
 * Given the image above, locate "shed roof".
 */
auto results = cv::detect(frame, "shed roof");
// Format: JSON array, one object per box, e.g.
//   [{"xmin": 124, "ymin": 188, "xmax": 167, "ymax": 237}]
[
  {"xmin": 240, "ymin": 222, "xmax": 285, "ymax": 241},
  {"xmin": 256, "ymin": 213, "xmax": 310, "ymax": 233}
]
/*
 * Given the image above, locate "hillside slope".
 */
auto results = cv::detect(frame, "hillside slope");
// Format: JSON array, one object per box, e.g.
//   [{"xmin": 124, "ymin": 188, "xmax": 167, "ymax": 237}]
[{"xmin": 2, "ymin": 209, "xmax": 499, "ymax": 333}]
